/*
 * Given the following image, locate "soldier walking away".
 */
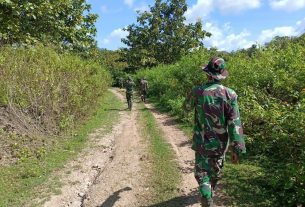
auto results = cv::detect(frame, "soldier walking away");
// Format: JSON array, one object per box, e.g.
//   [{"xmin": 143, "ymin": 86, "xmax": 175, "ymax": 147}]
[
  {"xmin": 125, "ymin": 76, "xmax": 134, "ymax": 110},
  {"xmin": 184, "ymin": 57, "xmax": 246, "ymax": 207},
  {"xmin": 140, "ymin": 77, "xmax": 148, "ymax": 102}
]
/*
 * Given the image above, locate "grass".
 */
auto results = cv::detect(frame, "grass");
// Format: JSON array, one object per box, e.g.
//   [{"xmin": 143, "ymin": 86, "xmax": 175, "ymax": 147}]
[
  {"xmin": 0, "ymin": 90, "xmax": 123, "ymax": 207},
  {"xmin": 138, "ymin": 103, "xmax": 181, "ymax": 204},
  {"xmin": 222, "ymin": 162, "xmax": 275, "ymax": 207}
]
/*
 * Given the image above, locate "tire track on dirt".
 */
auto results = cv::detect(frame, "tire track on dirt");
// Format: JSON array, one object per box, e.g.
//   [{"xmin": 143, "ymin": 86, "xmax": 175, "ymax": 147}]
[
  {"xmin": 40, "ymin": 89, "xmax": 147, "ymax": 207},
  {"xmin": 83, "ymin": 89, "xmax": 147, "ymax": 207}
]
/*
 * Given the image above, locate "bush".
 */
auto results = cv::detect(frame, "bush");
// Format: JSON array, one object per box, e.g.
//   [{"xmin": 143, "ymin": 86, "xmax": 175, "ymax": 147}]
[{"xmin": 0, "ymin": 46, "xmax": 111, "ymax": 132}]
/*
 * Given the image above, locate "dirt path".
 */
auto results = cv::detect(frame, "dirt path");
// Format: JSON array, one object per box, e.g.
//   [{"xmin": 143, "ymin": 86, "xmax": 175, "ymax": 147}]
[
  {"xmin": 144, "ymin": 103, "xmax": 228, "ymax": 207},
  {"xmin": 43, "ymin": 89, "xmax": 147, "ymax": 207},
  {"xmin": 40, "ymin": 88, "xmax": 227, "ymax": 207}
]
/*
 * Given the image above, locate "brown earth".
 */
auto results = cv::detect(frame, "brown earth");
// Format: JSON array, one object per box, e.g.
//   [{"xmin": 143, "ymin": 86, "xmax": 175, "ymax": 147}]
[
  {"xmin": 32, "ymin": 88, "xmax": 229, "ymax": 207},
  {"xmin": 37, "ymin": 89, "xmax": 149, "ymax": 207}
]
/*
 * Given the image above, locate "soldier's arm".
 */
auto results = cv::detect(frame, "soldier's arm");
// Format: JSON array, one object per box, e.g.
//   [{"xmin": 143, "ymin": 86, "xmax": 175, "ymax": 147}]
[{"xmin": 226, "ymin": 94, "xmax": 246, "ymax": 156}]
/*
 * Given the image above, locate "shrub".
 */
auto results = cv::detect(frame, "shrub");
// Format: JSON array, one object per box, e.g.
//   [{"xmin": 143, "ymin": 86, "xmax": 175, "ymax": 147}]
[{"xmin": 0, "ymin": 46, "xmax": 111, "ymax": 132}]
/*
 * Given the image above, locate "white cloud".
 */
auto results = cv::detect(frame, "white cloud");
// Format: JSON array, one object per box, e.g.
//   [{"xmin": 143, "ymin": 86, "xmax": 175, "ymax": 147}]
[
  {"xmin": 258, "ymin": 18, "xmax": 305, "ymax": 43},
  {"xmin": 269, "ymin": 0, "xmax": 305, "ymax": 11},
  {"xmin": 134, "ymin": 4, "xmax": 149, "ymax": 13},
  {"xmin": 101, "ymin": 28, "xmax": 129, "ymax": 46},
  {"xmin": 124, "ymin": 0, "xmax": 135, "ymax": 7},
  {"xmin": 218, "ymin": 0, "xmax": 261, "ymax": 13},
  {"xmin": 296, "ymin": 18, "xmax": 305, "ymax": 33},
  {"xmin": 102, "ymin": 38, "xmax": 110, "ymax": 45},
  {"xmin": 110, "ymin": 28, "xmax": 129, "ymax": 39},
  {"xmin": 258, "ymin": 26, "xmax": 296, "ymax": 43},
  {"xmin": 203, "ymin": 22, "xmax": 254, "ymax": 51},
  {"xmin": 124, "ymin": 0, "xmax": 150, "ymax": 13},
  {"xmin": 185, "ymin": 0, "xmax": 262, "ymax": 22},
  {"xmin": 202, "ymin": 18, "xmax": 305, "ymax": 51},
  {"xmin": 185, "ymin": 0, "xmax": 213, "ymax": 22}
]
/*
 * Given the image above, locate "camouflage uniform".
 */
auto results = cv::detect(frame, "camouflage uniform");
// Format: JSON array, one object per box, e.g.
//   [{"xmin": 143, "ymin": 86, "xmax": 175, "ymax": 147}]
[
  {"xmin": 125, "ymin": 78, "xmax": 134, "ymax": 102},
  {"xmin": 140, "ymin": 78, "xmax": 148, "ymax": 101},
  {"xmin": 185, "ymin": 57, "xmax": 246, "ymax": 206}
]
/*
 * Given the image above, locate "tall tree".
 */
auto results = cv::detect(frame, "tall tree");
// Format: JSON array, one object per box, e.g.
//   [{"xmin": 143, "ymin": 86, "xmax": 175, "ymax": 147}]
[
  {"xmin": 0, "ymin": 0, "xmax": 98, "ymax": 52},
  {"xmin": 121, "ymin": 0, "xmax": 211, "ymax": 70}
]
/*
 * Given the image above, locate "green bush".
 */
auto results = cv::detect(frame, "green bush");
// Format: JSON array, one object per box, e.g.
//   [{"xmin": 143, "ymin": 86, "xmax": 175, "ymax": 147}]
[
  {"xmin": 0, "ymin": 46, "xmax": 111, "ymax": 132},
  {"xmin": 136, "ymin": 37, "xmax": 305, "ymax": 206}
]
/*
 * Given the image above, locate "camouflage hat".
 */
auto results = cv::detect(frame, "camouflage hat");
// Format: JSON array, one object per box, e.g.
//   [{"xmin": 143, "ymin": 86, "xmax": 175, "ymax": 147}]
[{"xmin": 202, "ymin": 57, "xmax": 229, "ymax": 80}]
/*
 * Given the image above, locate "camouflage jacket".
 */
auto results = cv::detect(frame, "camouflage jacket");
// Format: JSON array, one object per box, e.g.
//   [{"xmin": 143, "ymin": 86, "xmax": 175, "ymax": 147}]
[
  {"xmin": 140, "ymin": 80, "xmax": 148, "ymax": 91},
  {"xmin": 185, "ymin": 81, "xmax": 246, "ymax": 157},
  {"xmin": 125, "ymin": 80, "xmax": 134, "ymax": 94}
]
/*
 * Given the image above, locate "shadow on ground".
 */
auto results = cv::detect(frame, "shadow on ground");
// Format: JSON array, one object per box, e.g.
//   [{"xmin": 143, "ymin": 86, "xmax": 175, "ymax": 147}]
[
  {"xmin": 97, "ymin": 187, "xmax": 132, "ymax": 207},
  {"xmin": 141, "ymin": 190, "xmax": 199, "ymax": 207},
  {"xmin": 106, "ymin": 108, "xmax": 126, "ymax": 111}
]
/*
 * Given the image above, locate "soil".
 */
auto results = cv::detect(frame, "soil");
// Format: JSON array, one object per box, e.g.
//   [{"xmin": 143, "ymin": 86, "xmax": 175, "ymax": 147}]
[
  {"xmin": 35, "ymin": 88, "xmax": 228, "ymax": 207},
  {"xmin": 41, "ymin": 89, "xmax": 148, "ymax": 207}
]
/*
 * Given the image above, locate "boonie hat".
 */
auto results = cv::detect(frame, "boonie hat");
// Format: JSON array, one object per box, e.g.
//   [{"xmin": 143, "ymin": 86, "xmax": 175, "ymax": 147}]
[{"xmin": 202, "ymin": 57, "xmax": 229, "ymax": 80}]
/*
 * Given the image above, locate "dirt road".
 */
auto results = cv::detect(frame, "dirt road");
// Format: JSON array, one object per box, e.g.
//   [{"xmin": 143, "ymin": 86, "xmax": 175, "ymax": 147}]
[
  {"xmin": 41, "ymin": 89, "xmax": 226, "ymax": 207},
  {"xmin": 43, "ymin": 89, "xmax": 147, "ymax": 207}
]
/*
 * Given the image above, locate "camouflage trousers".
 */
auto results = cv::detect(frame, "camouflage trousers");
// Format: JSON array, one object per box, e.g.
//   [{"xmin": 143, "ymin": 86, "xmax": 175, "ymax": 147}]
[
  {"xmin": 194, "ymin": 152, "xmax": 224, "ymax": 200},
  {"xmin": 126, "ymin": 92, "xmax": 133, "ymax": 100}
]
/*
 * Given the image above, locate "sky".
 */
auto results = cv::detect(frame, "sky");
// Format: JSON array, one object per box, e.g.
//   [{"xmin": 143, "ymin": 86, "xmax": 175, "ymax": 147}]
[{"xmin": 87, "ymin": 0, "xmax": 305, "ymax": 51}]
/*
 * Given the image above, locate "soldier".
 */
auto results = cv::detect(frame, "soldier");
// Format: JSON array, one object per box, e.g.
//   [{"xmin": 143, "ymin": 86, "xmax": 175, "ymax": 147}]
[
  {"xmin": 140, "ymin": 77, "xmax": 148, "ymax": 102},
  {"xmin": 125, "ymin": 76, "xmax": 134, "ymax": 110},
  {"xmin": 184, "ymin": 57, "xmax": 246, "ymax": 207}
]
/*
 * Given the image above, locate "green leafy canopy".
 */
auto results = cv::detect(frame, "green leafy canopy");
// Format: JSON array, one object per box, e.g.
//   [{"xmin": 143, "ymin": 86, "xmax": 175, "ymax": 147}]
[
  {"xmin": 0, "ymin": 0, "xmax": 98, "ymax": 52},
  {"xmin": 121, "ymin": 0, "xmax": 211, "ymax": 70}
]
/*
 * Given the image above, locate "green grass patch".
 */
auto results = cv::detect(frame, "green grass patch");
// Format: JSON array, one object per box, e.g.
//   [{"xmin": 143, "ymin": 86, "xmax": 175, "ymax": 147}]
[
  {"xmin": 222, "ymin": 162, "xmax": 275, "ymax": 207},
  {"xmin": 138, "ymin": 103, "xmax": 181, "ymax": 204},
  {"xmin": 0, "ymin": 90, "xmax": 123, "ymax": 206}
]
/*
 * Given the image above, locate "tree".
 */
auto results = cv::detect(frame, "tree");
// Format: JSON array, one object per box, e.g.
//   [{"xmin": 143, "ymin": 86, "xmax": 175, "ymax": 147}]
[
  {"xmin": 0, "ymin": 0, "xmax": 98, "ymax": 52},
  {"xmin": 121, "ymin": 0, "xmax": 211, "ymax": 70}
]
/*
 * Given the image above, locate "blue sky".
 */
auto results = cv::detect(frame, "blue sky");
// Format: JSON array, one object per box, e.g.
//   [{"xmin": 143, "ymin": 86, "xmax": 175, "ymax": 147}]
[{"xmin": 87, "ymin": 0, "xmax": 305, "ymax": 51}]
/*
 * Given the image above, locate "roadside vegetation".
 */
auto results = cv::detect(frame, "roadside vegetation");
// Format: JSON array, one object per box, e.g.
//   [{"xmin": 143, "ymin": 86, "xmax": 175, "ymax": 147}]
[
  {"xmin": 136, "ymin": 35, "xmax": 305, "ymax": 206},
  {"xmin": 0, "ymin": 91, "xmax": 123, "ymax": 206},
  {"xmin": 0, "ymin": 1, "xmax": 118, "ymax": 205}
]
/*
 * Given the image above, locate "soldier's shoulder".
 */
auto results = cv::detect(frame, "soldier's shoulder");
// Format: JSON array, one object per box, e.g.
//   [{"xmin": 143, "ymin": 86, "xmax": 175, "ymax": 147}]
[{"xmin": 223, "ymin": 86, "xmax": 238, "ymax": 100}]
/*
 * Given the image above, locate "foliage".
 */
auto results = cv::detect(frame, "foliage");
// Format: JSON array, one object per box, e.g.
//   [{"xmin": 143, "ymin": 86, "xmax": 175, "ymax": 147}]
[
  {"xmin": 136, "ymin": 35, "xmax": 305, "ymax": 206},
  {"xmin": 121, "ymin": 0, "xmax": 211, "ymax": 70},
  {"xmin": 96, "ymin": 49, "xmax": 128, "ymax": 85},
  {"xmin": 0, "ymin": 0, "xmax": 98, "ymax": 52},
  {"xmin": 0, "ymin": 91, "xmax": 123, "ymax": 206},
  {"xmin": 0, "ymin": 46, "xmax": 111, "ymax": 132}
]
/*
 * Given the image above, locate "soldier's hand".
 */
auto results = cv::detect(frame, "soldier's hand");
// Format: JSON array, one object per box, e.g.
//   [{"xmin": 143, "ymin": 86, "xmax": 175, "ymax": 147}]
[{"xmin": 231, "ymin": 152, "xmax": 239, "ymax": 164}]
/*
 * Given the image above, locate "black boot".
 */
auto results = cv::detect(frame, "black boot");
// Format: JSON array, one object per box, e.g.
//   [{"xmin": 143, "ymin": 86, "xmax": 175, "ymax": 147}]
[{"xmin": 201, "ymin": 197, "xmax": 214, "ymax": 207}]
